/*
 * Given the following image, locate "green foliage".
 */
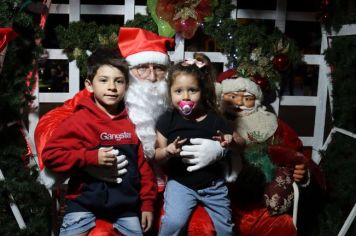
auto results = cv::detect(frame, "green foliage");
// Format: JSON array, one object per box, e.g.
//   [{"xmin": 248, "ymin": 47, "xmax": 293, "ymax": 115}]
[
  {"xmin": 125, "ymin": 13, "xmax": 158, "ymax": 34},
  {"xmin": 0, "ymin": 126, "xmax": 52, "ymax": 236},
  {"xmin": 54, "ymin": 11, "xmax": 158, "ymax": 77},
  {"xmin": 54, "ymin": 1, "xmax": 302, "ymax": 92},
  {"xmin": 317, "ymin": 133, "xmax": 356, "ymax": 235},
  {"xmin": 0, "ymin": 0, "xmax": 52, "ymax": 234},
  {"xmin": 323, "ymin": 0, "xmax": 356, "ymax": 33},
  {"xmin": 55, "ymin": 22, "xmax": 118, "ymax": 77},
  {"xmin": 202, "ymin": 0, "xmax": 303, "ymax": 90},
  {"xmin": 0, "ymin": 0, "xmax": 23, "ymax": 27},
  {"xmin": 319, "ymin": 6, "xmax": 356, "ymax": 234},
  {"xmin": 0, "ymin": 2, "xmax": 40, "ymax": 123},
  {"xmin": 324, "ymin": 35, "xmax": 356, "ymax": 133}
]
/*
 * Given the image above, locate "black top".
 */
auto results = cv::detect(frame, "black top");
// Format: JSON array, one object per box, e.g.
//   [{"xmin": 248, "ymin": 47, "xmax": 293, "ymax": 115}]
[{"xmin": 156, "ymin": 109, "xmax": 232, "ymax": 190}]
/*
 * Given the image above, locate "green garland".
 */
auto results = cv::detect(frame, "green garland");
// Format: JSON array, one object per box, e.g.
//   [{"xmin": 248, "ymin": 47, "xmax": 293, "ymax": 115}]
[
  {"xmin": 315, "ymin": 1, "xmax": 356, "ymax": 234},
  {"xmin": 0, "ymin": 126, "xmax": 51, "ymax": 236},
  {"xmin": 323, "ymin": 0, "xmax": 356, "ymax": 33},
  {"xmin": 55, "ymin": 22, "xmax": 118, "ymax": 77},
  {"xmin": 55, "ymin": 10, "xmax": 158, "ymax": 78},
  {"xmin": 202, "ymin": 0, "xmax": 302, "ymax": 90},
  {"xmin": 324, "ymin": 36, "xmax": 356, "ymax": 133},
  {"xmin": 318, "ymin": 133, "xmax": 356, "ymax": 236},
  {"xmin": 0, "ymin": 0, "xmax": 51, "ymax": 235},
  {"xmin": 125, "ymin": 12, "xmax": 158, "ymax": 33},
  {"xmin": 317, "ymin": 34, "xmax": 356, "ymax": 235},
  {"xmin": 55, "ymin": 0, "xmax": 302, "ymax": 92},
  {"xmin": 311, "ymin": 2, "xmax": 356, "ymax": 233}
]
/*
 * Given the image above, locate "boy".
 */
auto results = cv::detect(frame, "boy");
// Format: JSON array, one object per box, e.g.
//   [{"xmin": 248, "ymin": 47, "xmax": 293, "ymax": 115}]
[{"xmin": 41, "ymin": 48, "xmax": 157, "ymax": 236}]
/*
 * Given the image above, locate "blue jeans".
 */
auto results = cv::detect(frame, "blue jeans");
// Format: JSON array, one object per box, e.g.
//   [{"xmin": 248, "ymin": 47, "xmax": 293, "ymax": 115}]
[
  {"xmin": 158, "ymin": 179, "xmax": 233, "ymax": 236},
  {"xmin": 60, "ymin": 212, "xmax": 142, "ymax": 236}
]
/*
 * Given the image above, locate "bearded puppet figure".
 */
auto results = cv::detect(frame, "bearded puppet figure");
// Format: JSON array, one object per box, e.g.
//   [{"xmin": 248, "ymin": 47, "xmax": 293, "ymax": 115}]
[{"xmin": 216, "ymin": 71, "xmax": 308, "ymax": 236}]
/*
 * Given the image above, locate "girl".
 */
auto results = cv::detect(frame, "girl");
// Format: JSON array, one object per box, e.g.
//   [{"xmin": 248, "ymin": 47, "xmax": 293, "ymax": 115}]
[{"xmin": 155, "ymin": 58, "xmax": 234, "ymax": 236}]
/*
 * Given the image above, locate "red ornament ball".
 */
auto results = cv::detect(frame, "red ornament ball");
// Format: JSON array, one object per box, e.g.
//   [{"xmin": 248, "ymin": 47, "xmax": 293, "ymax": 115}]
[
  {"xmin": 251, "ymin": 74, "xmax": 270, "ymax": 91},
  {"xmin": 272, "ymin": 54, "xmax": 290, "ymax": 71}
]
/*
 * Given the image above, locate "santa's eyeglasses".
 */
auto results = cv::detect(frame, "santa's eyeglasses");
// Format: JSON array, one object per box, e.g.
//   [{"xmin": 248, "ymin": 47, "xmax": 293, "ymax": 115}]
[{"xmin": 133, "ymin": 63, "xmax": 167, "ymax": 79}]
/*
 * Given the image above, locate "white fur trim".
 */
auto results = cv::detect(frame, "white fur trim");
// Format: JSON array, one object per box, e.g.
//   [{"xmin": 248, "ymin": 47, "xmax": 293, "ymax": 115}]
[
  {"xmin": 236, "ymin": 109, "xmax": 278, "ymax": 144},
  {"xmin": 126, "ymin": 51, "xmax": 170, "ymax": 67},
  {"xmin": 221, "ymin": 77, "xmax": 263, "ymax": 100},
  {"xmin": 215, "ymin": 82, "xmax": 223, "ymax": 99}
]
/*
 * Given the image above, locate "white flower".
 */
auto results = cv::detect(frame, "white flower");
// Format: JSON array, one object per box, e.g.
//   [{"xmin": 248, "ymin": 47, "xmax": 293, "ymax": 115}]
[{"xmin": 250, "ymin": 52, "xmax": 258, "ymax": 61}]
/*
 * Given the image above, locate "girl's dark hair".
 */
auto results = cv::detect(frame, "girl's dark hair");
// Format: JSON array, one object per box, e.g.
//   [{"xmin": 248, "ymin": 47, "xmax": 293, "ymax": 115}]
[
  {"xmin": 167, "ymin": 54, "xmax": 218, "ymax": 113},
  {"xmin": 86, "ymin": 48, "xmax": 129, "ymax": 83},
  {"xmin": 193, "ymin": 52, "xmax": 217, "ymax": 81}
]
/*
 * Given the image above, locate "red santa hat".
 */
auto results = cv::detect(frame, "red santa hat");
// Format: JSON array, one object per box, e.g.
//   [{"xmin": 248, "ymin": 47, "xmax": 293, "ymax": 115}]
[
  {"xmin": 217, "ymin": 69, "xmax": 263, "ymax": 100},
  {"xmin": 217, "ymin": 68, "xmax": 237, "ymax": 83},
  {"xmin": 118, "ymin": 27, "xmax": 175, "ymax": 67}
]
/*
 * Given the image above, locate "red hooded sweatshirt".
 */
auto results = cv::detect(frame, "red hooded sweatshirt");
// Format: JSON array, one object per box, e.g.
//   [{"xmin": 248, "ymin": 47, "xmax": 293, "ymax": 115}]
[{"xmin": 42, "ymin": 96, "xmax": 157, "ymax": 218}]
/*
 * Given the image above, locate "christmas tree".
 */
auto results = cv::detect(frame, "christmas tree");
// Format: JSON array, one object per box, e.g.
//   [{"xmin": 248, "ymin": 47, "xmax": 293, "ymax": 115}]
[{"xmin": 0, "ymin": 1, "xmax": 51, "ymax": 235}]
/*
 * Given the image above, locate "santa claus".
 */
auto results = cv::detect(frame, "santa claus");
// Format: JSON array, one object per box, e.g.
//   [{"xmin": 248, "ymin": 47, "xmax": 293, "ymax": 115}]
[{"xmin": 216, "ymin": 70, "xmax": 310, "ymax": 236}]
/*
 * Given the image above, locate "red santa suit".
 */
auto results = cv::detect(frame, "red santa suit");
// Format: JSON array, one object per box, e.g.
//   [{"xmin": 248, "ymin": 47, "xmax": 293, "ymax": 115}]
[
  {"xmin": 232, "ymin": 118, "xmax": 303, "ymax": 236},
  {"xmin": 217, "ymin": 75, "xmax": 308, "ymax": 236}
]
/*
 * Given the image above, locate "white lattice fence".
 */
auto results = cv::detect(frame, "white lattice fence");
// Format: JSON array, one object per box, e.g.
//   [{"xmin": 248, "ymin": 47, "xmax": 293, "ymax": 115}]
[{"xmin": 30, "ymin": 0, "xmax": 327, "ymax": 168}]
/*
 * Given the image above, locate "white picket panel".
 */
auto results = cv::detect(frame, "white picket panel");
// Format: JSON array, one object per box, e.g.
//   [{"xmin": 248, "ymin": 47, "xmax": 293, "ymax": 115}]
[{"xmin": 31, "ymin": 0, "xmax": 330, "ymax": 174}]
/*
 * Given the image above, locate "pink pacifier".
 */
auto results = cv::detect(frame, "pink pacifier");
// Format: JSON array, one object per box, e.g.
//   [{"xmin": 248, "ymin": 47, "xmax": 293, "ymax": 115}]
[{"xmin": 178, "ymin": 101, "xmax": 195, "ymax": 115}]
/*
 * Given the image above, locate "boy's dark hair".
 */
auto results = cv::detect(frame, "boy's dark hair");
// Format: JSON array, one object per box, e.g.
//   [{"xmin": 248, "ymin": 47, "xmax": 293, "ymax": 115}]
[
  {"xmin": 87, "ymin": 48, "xmax": 129, "ymax": 83},
  {"xmin": 167, "ymin": 57, "xmax": 218, "ymax": 113}
]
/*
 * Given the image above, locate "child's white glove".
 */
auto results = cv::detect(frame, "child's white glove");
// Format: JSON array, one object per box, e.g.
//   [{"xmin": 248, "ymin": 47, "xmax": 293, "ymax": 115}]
[
  {"xmin": 180, "ymin": 138, "xmax": 225, "ymax": 172},
  {"xmin": 85, "ymin": 149, "xmax": 128, "ymax": 183}
]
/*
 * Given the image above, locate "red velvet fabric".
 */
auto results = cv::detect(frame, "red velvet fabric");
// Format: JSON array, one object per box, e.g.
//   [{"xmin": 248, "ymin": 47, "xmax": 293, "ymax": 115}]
[
  {"xmin": 88, "ymin": 219, "xmax": 121, "ymax": 236},
  {"xmin": 186, "ymin": 205, "xmax": 215, "ymax": 236},
  {"xmin": 268, "ymin": 145, "xmax": 306, "ymax": 167},
  {"xmin": 234, "ymin": 207, "xmax": 297, "ymax": 236},
  {"xmin": 274, "ymin": 119, "xmax": 303, "ymax": 152}
]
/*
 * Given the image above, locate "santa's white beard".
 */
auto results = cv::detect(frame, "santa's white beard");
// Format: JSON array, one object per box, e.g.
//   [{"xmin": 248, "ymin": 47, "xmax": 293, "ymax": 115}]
[
  {"xmin": 237, "ymin": 100, "xmax": 260, "ymax": 117},
  {"xmin": 221, "ymin": 100, "xmax": 260, "ymax": 117},
  {"xmin": 125, "ymin": 72, "xmax": 169, "ymax": 159}
]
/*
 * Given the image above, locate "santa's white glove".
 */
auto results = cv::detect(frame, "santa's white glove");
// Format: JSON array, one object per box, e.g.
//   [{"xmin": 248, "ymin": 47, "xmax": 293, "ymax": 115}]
[
  {"xmin": 180, "ymin": 138, "xmax": 225, "ymax": 172},
  {"xmin": 85, "ymin": 149, "xmax": 128, "ymax": 183}
]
